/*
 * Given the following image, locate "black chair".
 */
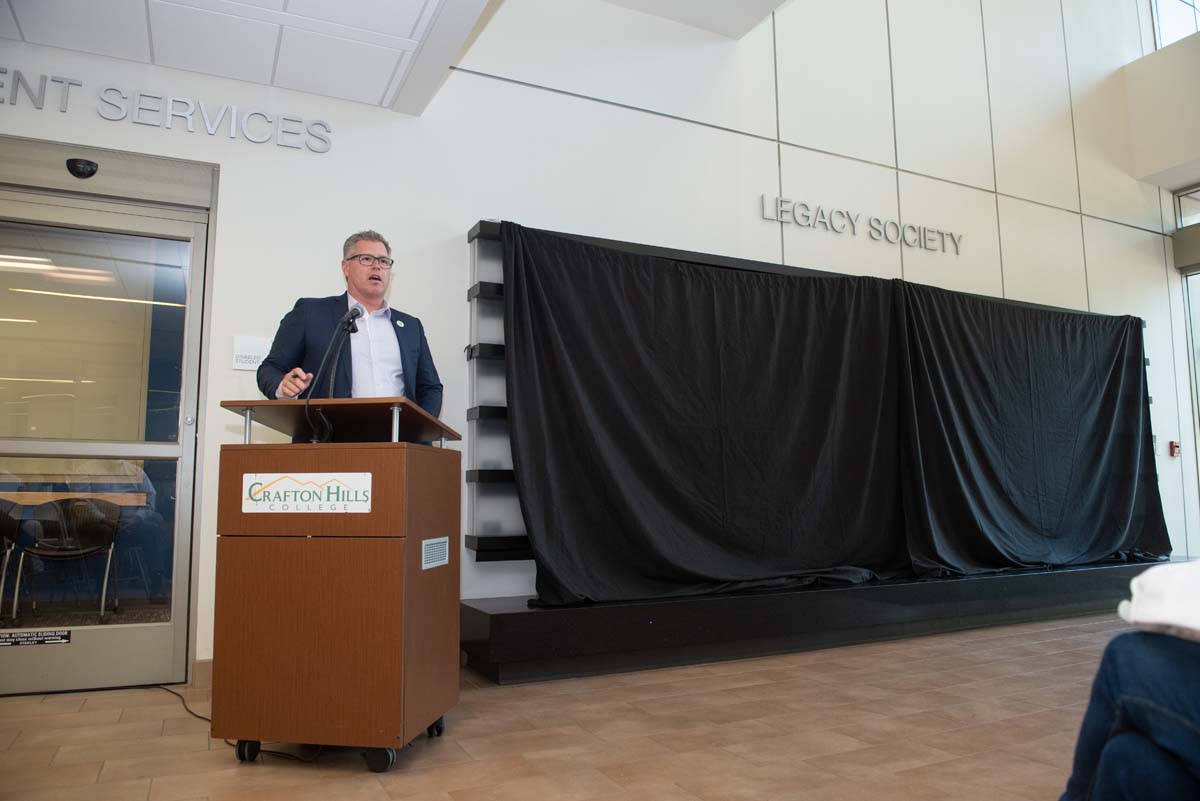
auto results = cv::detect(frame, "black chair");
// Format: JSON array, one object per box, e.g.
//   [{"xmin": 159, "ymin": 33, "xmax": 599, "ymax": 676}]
[
  {"xmin": 11, "ymin": 498, "xmax": 121, "ymax": 621},
  {"xmin": 0, "ymin": 502, "xmax": 17, "ymax": 619}
]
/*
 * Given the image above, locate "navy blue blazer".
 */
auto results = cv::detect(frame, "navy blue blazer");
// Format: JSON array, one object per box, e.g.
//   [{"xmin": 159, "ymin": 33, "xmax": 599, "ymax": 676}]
[{"xmin": 257, "ymin": 293, "xmax": 443, "ymax": 418}]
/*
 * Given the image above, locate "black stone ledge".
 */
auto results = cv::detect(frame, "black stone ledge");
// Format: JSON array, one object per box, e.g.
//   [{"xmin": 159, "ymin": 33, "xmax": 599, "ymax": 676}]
[
  {"xmin": 468, "ymin": 282, "xmax": 503, "ymax": 301},
  {"xmin": 465, "ymin": 469, "xmax": 514, "ymax": 483},
  {"xmin": 466, "ymin": 535, "xmax": 534, "ymax": 562},
  {"xmin": 460, "ymin": 562, "xmax": 1152, "ymax": 684},
  {"xmin": 467, "ymin": 406, "xmax": 508, "ymax": 421},
  {"xmin": 466, "ymin": 343, "xmax": 505, "ymax": 361}
]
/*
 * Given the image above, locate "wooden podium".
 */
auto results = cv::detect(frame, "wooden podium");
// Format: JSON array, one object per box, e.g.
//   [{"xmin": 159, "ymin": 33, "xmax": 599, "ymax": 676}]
[{"xmin": 210, "ymin": 398, "xmax": 461, "ymax": 773}]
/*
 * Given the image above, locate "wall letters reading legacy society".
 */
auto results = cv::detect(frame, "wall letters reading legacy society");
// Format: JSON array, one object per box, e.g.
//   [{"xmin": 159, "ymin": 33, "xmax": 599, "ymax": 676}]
[
  {"xmin": 761, "ymin": 194, "xmax": 962, "ymax": 255},
  {"xmin": 0, "ymin": 67, "xmax": 332, "ymax": 153}
]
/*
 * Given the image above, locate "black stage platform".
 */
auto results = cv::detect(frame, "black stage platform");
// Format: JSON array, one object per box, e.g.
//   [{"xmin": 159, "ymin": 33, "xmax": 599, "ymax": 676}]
[{"xmin": 461, "ymin": 562, "xmax": 1153, "ymax": 684}]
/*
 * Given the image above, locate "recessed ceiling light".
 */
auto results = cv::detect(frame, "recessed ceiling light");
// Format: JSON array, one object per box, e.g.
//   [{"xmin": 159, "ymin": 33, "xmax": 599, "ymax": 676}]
[{"xmin": 9, "ymin": 288, "xmax": 185, "ymax": 307}]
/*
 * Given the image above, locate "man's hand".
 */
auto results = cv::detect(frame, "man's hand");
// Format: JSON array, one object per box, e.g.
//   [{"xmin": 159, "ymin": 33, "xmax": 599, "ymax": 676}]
[{"xmin": 278, "ymin": 368, "xmax": 313, "ymax": 399}]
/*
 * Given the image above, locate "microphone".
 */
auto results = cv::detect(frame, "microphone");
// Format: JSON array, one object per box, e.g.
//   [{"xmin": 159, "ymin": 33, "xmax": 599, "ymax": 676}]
[
  {"xmin": 342, "ymin": 303, "xmax": 365, "ymax": 330},
  {"xmin": 305, "ymin": 303, "xmax": 366, "ymax": 442}
]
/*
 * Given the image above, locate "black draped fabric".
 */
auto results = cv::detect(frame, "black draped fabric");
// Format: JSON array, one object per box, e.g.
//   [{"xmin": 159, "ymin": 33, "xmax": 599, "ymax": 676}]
[
  {"xmin": 503, "ymin": 224, "xmax": 908, "ymax": 605},
  {"xmin": 897, "ymin": 282, "xmax": 1170, "ymax": 575},
  {"xmin": 501, "ymin": 223, "xmax": 1170, "ymax": 606}
]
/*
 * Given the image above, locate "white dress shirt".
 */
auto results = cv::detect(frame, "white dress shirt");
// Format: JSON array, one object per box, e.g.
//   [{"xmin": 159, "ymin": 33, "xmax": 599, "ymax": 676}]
[{"xmin": 348, "ymin": 295, "xmax": 406, "ymax": 398}]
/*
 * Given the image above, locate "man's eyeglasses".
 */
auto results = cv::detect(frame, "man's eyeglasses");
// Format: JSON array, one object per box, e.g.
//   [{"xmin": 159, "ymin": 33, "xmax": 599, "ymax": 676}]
[{"xmin": 345, "ymin": 254, "xmax": 394, "ymax": 269}]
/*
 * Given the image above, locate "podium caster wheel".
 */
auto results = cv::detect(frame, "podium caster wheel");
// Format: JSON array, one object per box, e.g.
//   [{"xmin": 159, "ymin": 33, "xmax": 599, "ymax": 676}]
[
  {"xmin": 426, "ymin": 716, "xmax": 444, "ymax": 738},
  {"xmin": 235, "ymin": 740, "xmax": 261, "ymax": 762},
  {"xmin": 364, "ymin": 747, "xmax": 396, "ymax": 773}
]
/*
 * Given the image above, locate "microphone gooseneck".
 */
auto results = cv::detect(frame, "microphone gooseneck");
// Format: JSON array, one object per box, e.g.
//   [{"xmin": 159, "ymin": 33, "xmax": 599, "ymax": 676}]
[{"xmin": 305, "ymin": 303, "xmax": 367, "ymax": 443}]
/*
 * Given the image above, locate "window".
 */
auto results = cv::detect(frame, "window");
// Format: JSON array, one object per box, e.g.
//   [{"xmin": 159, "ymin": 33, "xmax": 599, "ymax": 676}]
[
  {"xmin": 1154, "ymin": 0, "xmax": 1200, "ymax": 48},
  {"xmin": 1179, "ymin": 186, "xmax": 1200, "ymax": 228}
]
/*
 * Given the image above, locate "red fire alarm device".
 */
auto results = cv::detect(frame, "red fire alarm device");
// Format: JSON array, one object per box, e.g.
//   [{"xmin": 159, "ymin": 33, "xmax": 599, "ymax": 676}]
[{"xmin": 1169, "ymin": 441, "xmax": 1182, "ymax": 457}]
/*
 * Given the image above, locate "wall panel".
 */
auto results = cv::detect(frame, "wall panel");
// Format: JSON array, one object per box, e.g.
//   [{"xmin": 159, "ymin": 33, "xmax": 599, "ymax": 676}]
[
  {"xmin": 458, "ymin": 0, "xmax": 777, "ymax": 138},
  {"xmin": 775, "ymin": 0, "xmax": 895, "ymax": 166},
  {"xmin": 997, "ymin": 195, "xmax": 1088, "ymax": 310},
  {"xmin": 779, "ymin": 145, "xmax": 902, "ymax": 277},
  {"xmin": 899, "ymin": 172, "xmax": 1001, "ymax": 295},
  {"xmin": 1062, "ymin": 0, "xmax": 1162, "ymax": 231},
  {"xmin": 889, "ymin": 0, "xmax": 995, "ymax": 190},
  {"xmin": 983, "ymin": 0, "xmax": 1079, "ymax": 210}
]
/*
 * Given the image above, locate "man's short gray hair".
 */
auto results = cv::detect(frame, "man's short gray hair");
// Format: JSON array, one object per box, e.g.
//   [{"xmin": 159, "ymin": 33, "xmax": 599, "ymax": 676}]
[{"xmin": 342, "ymin": 230, "xmax": 391, "ymax": 258}]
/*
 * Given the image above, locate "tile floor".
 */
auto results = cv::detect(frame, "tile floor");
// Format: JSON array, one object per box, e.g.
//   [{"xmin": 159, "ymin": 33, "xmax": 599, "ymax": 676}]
[{"xmin": 0, "ymin": 613, "xmax": 1125, "ymax": 801}]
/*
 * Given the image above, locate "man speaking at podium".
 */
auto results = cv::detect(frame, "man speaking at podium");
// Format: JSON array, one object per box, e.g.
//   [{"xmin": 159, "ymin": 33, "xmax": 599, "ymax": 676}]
[{"xmin": 256, "ymin": 230, "xmax": 443, "ymax": 418}]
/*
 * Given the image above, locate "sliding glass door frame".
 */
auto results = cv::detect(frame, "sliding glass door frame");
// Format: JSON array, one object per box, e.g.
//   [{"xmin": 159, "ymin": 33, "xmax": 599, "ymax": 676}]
[{"xmin": 0, "ymin": 187, "xmax": 208, "ymax": 693}]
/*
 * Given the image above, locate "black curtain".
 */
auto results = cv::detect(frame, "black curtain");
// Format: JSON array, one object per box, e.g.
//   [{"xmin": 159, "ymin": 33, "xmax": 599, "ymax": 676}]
[
  {"xmin": 502, "ymin": 223, "xmax": 1170, "ymax": 605},
  {"xmin": 897, "ymin": 282, "xmax": 1168, "ymax": 575}
]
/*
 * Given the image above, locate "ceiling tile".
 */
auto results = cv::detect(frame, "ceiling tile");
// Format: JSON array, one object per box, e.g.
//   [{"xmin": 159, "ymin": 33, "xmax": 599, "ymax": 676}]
[
  {"xmin": 0, "ymin": 2, "xmax": 20, "ymax": 40},
  {"xmin": 11, "ymin": 0, "xmax": 152, "ymax": 61},
  {"xmin": 273, "ymin": 26, "xmax": 400, "ymax": 105},
  {"xmin": 285, "ymin": 0, "xmax": 428, "ymax": 39},
  {"xmin": 150, "ymin": 1, "xmax": 278, "ymax": 83}
]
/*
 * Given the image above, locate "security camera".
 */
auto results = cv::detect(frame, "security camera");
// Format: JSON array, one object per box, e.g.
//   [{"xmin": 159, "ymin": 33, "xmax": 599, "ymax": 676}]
[{"xmin": 65, "ymin": 158, "xmax": 99, "ymax": 179}]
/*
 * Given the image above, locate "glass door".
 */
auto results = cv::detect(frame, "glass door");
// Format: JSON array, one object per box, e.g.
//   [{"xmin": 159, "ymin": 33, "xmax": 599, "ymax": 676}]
[{"xmin": 0, "ymin": 188, "xmax": 206, "ymax": 694}]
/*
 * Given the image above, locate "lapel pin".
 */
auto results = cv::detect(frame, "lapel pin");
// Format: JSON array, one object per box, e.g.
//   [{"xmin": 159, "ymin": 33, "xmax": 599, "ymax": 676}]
[{"xmin": 396, "ymin": 320, "xmax": 404, "ymax": 328}]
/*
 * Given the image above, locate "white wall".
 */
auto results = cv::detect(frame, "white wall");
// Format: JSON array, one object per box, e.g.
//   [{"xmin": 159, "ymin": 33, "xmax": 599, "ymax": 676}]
[
  {"xmin": 1124, "ymin": 31, "xmax": 1200, "ymax": 189},
  {"xmin": 0, "ymin": 0, "xmax": 1192, "ymax": 660}
]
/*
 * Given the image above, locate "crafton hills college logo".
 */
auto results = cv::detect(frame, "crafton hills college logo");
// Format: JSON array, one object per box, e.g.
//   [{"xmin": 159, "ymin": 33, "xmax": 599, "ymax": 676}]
[{"xmin": 241, "ymin": 473, "xmax": 372, "ymax": 513}]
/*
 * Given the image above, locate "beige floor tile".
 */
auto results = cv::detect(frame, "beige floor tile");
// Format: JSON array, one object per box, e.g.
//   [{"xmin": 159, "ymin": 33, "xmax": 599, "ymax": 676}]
[
  {"xmin": 898, "ymin": 748, "xmax": 1068, "ymax": 799},
  {"xmin": 788, "ymin": 777, "xmax": 957, "ymax": 801},
  {"xmin": 437, "ymin": 713, "xmax": 539, "ymax": 741},
  {"xmin": 628, "ymin": 690, "xmax": 759, "ymax": 717},
  {"xmin": 918, "ymin": 716, "xmax": 1058, "ymax": 757},
  {"xmin": 55, "ymin": 732, "xmax": 212, "ymax": 766},
  {"xmin": 756, "ymin": 704, "xmax": 889, "ymax": 735},
  {"xmin": 10, "ymin": 720, "xmax": 166, "ymax": 748},
  {"xmin": 390, "ymin": 739, "xmax": 476, "ymax": 771},
  {"xmin": 0, "ymin": 778, "xmax": 151, "ymax": 801},
  {"xmin": 148, "ymin": 762, "xmax": 361, "ymax": 801},
  {"xmin": 209, "ymin": 773, "xmax": 390, "ymax": 801},
  {"xmin": 565, "ymin": 708, "xmax": 713, "ymax": 742},
  {"xmin": 672, "ymin": 756, "xmax": 842, "ymax": 801},
  {"xmin": 648, "ymin": 718, "xmax": 786, "ymax": 754},
  {"xmin": 0, "ymin": 615, "xmax": 1119, "ymax": 801},
  {"xmin": 600, "ymin": 747, "xmax": 752, "ymax": 787},
  {"xmin": 161, "ymin": 718, "xmax": 212, "ymax": 736},
  {"xmin": 999, "ymin": 729, "xmax": 1079, "ymax": 772},
  {"xmin": 455, "ymin": 725, "xmax": 602, "ymax": 760},
  {"xmin": 448, "ymin": 767, "xmax": 624, "ymax": 801},
  {"xmin": 0, "ymin": 760, "xmax": 103, "ymax": 795},
  {"xmin": 99, "ymin": 747, "xmax": 248, "ymax": 783},
  {"xmin": 526, "ymin": 735, "xmax": 677, "ymax": 773},
  {"xmin": 0, "ymin": 743, "xmax": 57, "ymax": 769},
  {"xmin": 803, "ymin": 741, "xmax": 959, "ymax": 780},
  {"xmin": 83, "ymin": 689, "xmax": 207, "ymax": 712},
  {"xmin": 827, "ymin": 711, "xmax": 961, "ymax": 745},
  {"xmin": 601, "ymin": 781, "xmax": 705, "ymax": 801},
  {"xmin": 118, "ymin": 702, "xmax": 211, "ymax": 724},
  {"xmin": 378, "ymin": 756, "xmax": 541, "ymax": 798},
  {"xmin": 864, "ymin": 669, "xmax": 978, "ymax": 693},
  {"xmin": 0, "ymin": 708, "xmax": 122, "ymax": 734},
  {"xmin": 1004, "ymin": 680, "xmax": 1093, "ymax": 709},
  {"xmin": 0, "ymin": 697, "xmax": 87, "ymax": 719},
  {"xmin": 927, "ymin": 696, "xmax": 1052, "ymax": 728},
  {"xmin": 722, "ymin": 728, "xmax": 872, "ymax": 765}
]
